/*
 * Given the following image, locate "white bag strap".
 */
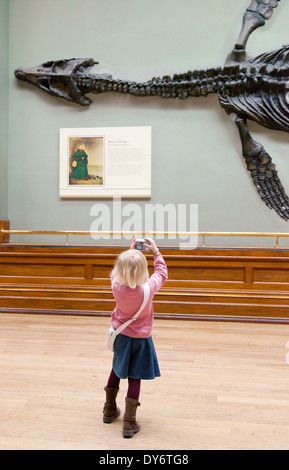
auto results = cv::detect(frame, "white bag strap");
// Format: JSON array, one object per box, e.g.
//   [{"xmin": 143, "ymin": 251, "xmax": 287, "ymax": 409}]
[{"xmin": 113, "ymin": 282, "xmax": 150, "ymax": 336}]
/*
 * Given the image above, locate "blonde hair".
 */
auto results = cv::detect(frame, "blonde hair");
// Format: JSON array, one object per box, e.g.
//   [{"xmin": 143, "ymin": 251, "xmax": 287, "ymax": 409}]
[{"xmin": 112, "ymin": 249, "xmax": 149, "ymax": 289}]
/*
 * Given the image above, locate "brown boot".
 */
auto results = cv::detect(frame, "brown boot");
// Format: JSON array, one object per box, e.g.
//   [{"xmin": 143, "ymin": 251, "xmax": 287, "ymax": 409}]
[
  {"xmin": 122, "ymin": 397, "xmax": 141, "ymax": 438},
  {"xmin": 103, "ymin": 386, "xmax": 121, "ymax": 423}
]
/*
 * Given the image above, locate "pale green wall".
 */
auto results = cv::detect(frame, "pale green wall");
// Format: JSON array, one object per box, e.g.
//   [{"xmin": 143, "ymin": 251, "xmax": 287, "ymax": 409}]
[
  {"xmin": 0, "ymin": 0, "xmax": 9, "ymax": 220},
  {"xmin": 6, "ymin": 0, "xmax": 289, "ymax": 245}
]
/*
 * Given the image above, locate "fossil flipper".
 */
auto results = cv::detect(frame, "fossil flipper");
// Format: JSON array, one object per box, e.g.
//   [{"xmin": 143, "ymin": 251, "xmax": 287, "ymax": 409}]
[
  {"xmin": 236, "ymin": 0, "xmax": 281, "ymax": 50},
  {"xmin": 236, "ymin": 116, "xmax": 289, "ymax": 220}
]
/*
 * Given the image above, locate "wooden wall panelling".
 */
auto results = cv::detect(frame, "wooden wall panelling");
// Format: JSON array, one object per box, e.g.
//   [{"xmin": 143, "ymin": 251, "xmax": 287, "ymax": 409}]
[{"xmin": 0, "ymin": 245, "xmax": 289, "ymax": 323}]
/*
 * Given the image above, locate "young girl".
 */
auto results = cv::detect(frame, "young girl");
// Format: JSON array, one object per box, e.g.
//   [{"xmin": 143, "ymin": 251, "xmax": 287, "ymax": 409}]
[{"xmin": 103, "ymin": 238, "xmax": 168, "ymax": 438}]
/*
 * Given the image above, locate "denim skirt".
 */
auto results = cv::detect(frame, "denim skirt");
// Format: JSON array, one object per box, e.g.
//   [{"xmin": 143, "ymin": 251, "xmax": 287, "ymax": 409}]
[{"xmin": 112, "ymin": 334, "xmax": 161, "ymax": 380}]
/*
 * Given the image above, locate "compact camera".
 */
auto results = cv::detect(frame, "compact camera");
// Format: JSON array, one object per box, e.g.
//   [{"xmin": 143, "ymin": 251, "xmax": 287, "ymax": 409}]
[{"xmin": 135, "ymin": 239, "xmax": 151, "ymax": 251}]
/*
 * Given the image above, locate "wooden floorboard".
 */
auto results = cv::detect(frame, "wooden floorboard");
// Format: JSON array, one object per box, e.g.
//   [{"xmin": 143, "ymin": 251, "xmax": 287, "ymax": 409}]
[{"xmin": 1, "ymin": 314, "xmax": 289, "ymax": 450}]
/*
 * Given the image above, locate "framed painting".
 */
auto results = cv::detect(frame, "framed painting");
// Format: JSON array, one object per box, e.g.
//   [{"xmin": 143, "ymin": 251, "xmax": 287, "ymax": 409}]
[{"xmin": 59, "ymin": 126, "xmax": 151, "ymax": 198}]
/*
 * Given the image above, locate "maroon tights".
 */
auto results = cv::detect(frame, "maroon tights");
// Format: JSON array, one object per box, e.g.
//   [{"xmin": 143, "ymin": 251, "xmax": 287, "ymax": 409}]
[{"xmin": 107, "ymin": 368, "xmax": 141, "ymax": 400}]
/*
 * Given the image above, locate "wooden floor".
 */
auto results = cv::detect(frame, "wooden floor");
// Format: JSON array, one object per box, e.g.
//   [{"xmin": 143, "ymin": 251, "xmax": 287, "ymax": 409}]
[{"xmin": 1, "ymin": 314, "xmax": 289, "ymax": 450}]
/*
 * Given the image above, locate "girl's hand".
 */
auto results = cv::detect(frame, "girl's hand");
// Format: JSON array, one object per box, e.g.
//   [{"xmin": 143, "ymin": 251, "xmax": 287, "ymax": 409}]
[
  {"xmin": 144, "ymin": 238, "xmax": 158, "ymax": 254},
  {"xmin": 130, "ymin": 238, "xmax": 136, "ymax": 249}
]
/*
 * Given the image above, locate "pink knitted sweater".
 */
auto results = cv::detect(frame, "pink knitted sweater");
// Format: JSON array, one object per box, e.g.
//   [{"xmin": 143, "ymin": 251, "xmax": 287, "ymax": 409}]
[{"xmin": 110, "ymin": 254, "xmax": 168, "ymax": 338}]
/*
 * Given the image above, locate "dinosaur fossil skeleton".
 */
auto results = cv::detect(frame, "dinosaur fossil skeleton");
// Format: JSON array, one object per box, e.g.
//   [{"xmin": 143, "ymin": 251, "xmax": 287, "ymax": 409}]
[{"xmin": 15, "ymin": 0, "xmax": 289, "ymax": 220}]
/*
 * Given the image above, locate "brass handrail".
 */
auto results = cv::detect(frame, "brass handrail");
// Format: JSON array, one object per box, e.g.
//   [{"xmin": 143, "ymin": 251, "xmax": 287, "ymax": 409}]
[{"xmin": 1, "ymin": 228, "xmax": 289, "ymax": 248}]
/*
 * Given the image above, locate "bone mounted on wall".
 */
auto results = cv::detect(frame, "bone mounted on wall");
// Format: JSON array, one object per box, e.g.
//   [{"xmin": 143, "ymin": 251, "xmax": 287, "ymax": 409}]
[{"xmin": 14, "ymin": 0, "xmax": 289, "ymax": 221}]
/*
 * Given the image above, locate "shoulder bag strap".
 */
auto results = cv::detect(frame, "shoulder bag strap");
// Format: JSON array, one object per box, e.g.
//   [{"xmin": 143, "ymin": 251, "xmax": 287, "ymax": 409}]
[{"xmin": 113, "ymin": 282, "xmax": 150, "ymax": 336}]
